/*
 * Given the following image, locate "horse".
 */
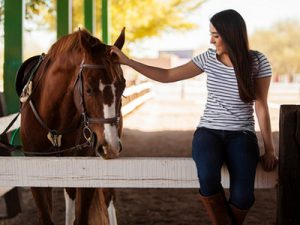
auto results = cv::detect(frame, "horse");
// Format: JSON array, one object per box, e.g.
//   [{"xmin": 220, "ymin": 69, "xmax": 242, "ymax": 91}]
[{"xmin": 16, "ymin": 28, "xmax": 126, "ymax": 225}]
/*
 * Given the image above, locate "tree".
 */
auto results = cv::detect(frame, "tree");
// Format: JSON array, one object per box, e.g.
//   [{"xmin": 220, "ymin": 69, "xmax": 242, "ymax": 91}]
[
  {"xmin": 108, "ymin": 0, "xmax": 204, "ymax": 43},
  {"xmin": 1, "ymin": 0, "xmax": 205, "ymax": 44},
  {"xmin": 0, "ymin": 0, "xmax": 54, "ymax": 29},
  {"xmin": 250, "ymin": 20, "xmax": 300, "ymax": 77}
]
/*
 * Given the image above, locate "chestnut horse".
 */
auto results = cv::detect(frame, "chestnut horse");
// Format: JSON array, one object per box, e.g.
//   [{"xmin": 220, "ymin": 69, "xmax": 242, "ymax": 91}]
[{"xmin": 17, "ymin": 29, "xmax": 126, "ymax": 225}]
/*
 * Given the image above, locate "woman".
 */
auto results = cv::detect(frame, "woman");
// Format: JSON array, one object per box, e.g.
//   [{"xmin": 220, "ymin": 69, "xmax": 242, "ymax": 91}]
[{"xmin": 111, "ymin": 9, "xmax": 278, "ymax": 225}]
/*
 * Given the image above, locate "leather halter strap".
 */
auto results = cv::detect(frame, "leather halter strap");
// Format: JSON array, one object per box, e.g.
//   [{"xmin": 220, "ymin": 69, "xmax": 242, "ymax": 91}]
[
  {"xmin": 22, "ymin": 59, "xmax": 121, "ymax": 155},
  {"xmin": 76, "ymin": 61, "xmax": 121, "ymax": 126},
  {"xmin": 28, "ymin": 60, "xmax": 120, "ymax": 137}
]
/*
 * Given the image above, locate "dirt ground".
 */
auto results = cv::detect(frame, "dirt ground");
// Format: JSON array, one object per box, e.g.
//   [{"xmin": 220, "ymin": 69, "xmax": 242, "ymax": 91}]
[{"xmin": 0, "ymin": 98, "xmax": 278, "ymax": 225}]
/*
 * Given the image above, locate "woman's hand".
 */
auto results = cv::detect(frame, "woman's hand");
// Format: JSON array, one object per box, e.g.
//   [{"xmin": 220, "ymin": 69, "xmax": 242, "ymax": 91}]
[
  {"xmin": 260, "ymin": 151, "xmax": 278, "ymax": 171},
  {"xmin": 110, "ymin": 46, "xmax": 131, "ymax": 65}
]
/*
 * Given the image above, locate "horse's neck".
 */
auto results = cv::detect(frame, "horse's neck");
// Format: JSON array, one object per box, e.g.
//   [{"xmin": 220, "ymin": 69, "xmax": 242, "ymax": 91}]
[{"xmin": 34, "ymin": 68, "xmax": 80, "ymax": 130}]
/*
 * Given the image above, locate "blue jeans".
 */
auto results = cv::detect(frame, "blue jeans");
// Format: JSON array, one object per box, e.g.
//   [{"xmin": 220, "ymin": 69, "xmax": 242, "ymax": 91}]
[{"xmin": 192, "ymin": 127, "xmax": 259, "ymax": 209}]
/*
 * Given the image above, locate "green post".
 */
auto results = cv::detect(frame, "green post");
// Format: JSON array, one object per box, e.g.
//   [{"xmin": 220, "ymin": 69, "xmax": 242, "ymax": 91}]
[
  {"xmin": 102, "ymin": 0, "xmax": 110, "ymax": 44},
  {"xmin": 84, "ymin": 0, "xmax": 94, "ymax": 33},
  {"xmin": 3, "ymin": 0, "xmax": 24, "ymax": 114},
  {"xmin": 57, "ymin": 0, "xmax": 72, "ymax": 39}
]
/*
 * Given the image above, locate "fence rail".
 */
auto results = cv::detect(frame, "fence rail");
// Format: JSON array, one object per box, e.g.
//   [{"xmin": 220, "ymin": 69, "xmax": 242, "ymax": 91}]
[
  {"xmin": 0, "ymin": 82, "xmax": 152, "ymax": 217},
  {"xmin": 0, "ymin": 157, "xmax": 277, "ymax": 189},
  {"xmin": 0, "ymin": 83, "xmax": 278, "ymax": 190}
]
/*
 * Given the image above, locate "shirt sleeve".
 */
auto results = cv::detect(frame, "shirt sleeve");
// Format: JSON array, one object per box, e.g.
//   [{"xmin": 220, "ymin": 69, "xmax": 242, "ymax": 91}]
[
  {"xmin": 192, "ymin": 49, "xmax": 210, "ymax": 71},
  {"xmin": 254, "ymin": 51, "xmax": 272, "ymax": 78}
]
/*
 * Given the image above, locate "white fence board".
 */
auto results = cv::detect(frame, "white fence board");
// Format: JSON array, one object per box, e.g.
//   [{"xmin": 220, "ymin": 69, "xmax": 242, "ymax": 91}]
[
  {"xmin": 0, "ymin": 187, "xmax": 14, "ymax": 196},
  {"xmin": 122, "ymin": 92, "xmax": 153, "ymax": 116},
  {"xmin": 0, "ymin": 113, "xmax": 20, "ymax": 133},
  {"xmin": 123, "ymin": 82, "xmax": 152, "ymax": 97},
  {"xmin": 0, "ymin": 157, "xmax": 277, "ymax": 189}
]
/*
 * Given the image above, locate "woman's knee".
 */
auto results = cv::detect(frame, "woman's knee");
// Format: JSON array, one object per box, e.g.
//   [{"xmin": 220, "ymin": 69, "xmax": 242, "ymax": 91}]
[
  {"xmin": 229, "ymin": 189, "xmax": 255, "ymax": 209},
  {"xmin": 196, "ymin": 169, "xmax": 223, "ymax": 196}
]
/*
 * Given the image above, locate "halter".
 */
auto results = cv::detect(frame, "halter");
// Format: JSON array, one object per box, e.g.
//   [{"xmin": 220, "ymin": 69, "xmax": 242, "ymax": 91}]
[
  {"xmin": 75, "ymin": 61, "xmax": 121, "ymax": 127},
  {"xmin": 22, "ymin": 57, "xmax": 122, "ymax": 156}
]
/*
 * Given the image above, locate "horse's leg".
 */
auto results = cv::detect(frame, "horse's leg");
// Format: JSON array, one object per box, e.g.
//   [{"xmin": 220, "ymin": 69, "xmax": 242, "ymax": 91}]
[
  {"xmin": 74, "ymin": 188, "xmax": 95, "ymax": 225},
  {"xmin": 88, "ymin": 189, "xmax": 110, "ymax": 225},
  {"xmin": 31, "ymin": 187, "xmax": 53, "ymax": 225},
  {"xmin": 64, "ymin": 188, "xmax": 76, "ymax": 225},
  {"xmin": 103, "ymin": 188, "xmax": 118, "ymax": 225}
]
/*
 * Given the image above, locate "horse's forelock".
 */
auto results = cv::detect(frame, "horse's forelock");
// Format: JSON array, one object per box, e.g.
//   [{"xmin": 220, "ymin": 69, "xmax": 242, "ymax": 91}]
[
  {"xmin": 47, "ymin": 30, "xmax": 95, "ymax": 58},
  {"xmin": 47, "ymin": 30, "xmax": 123, "ymax": 82},
  {"xmin": 101, "ymin": 56, "xmax": 123, "ymax": 82}
]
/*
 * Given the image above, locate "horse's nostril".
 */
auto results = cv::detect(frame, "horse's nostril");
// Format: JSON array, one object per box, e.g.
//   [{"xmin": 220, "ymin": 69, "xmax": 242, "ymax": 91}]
[
  {"xmin": 119, "ymin": 142, "xmax": 122, "ymax": 152},
  {"xmin": 95, "ymin": 145, "xmax": 104, "ymax": 157}
]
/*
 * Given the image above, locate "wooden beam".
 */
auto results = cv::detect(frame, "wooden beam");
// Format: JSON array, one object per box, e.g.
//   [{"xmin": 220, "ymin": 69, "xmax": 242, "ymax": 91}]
[
  {"xmin": 3, "ymin": 0, "xmax": 24, "ymax": 114},
  {"xmin": 57, "ymin": 0, "xmax": 72, "ymax": 39},
  {"xmin": 0, "ymin": 157, "xmax": 277, "ymax": 189},
  {"xmin": 101, "ymin": 0, "xmax": 110, "ymax": 44},
  {"xmin": 0, "ymin": 94, "xmax": 21, "ymax": 217},
  {"xmin": 2, "ymin": 187, "xmax": 21, "ymax": 218},
  {"xmin": 278, "ymin": 105, "xmax": 300, "ymax": 225},
  {"xmin": 84, "ymin": 0, "xmax": 95, "ymax": 33}
]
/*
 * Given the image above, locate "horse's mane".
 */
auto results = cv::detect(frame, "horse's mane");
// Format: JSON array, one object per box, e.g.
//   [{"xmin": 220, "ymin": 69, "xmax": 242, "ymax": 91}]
[
  {"xmin": 48, "ymin": 29, "xmax": 102, "ymax": 58},
  {"xmin": 47, "ymin": 29, "xmax": 122, "ymax": 81}
]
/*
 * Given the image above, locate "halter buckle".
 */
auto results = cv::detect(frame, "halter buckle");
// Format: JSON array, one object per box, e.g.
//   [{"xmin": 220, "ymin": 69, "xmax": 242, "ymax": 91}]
[
  {"xmin": 47, "ymin": 131, "xmax": 62, "ymax": 147},
  {"xmin": 83, "ymin": 126, "xmax": 93, "ymax": 142}
]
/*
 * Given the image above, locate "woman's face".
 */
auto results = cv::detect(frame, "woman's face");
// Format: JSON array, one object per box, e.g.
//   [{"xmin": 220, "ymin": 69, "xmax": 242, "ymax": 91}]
[{"xmin": 209, "ymin": 23, "xmax": 227, "ymax": 55}]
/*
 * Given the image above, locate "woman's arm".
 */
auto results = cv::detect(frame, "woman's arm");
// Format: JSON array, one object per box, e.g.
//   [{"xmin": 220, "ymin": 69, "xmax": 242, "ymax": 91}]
[
  {"xmin": 254, "ymin": 76, "xmax": 278, "ymax": 171},
  {"xmin": 110, "ymin": 46, "xmax": 203, "ymax": 83}
]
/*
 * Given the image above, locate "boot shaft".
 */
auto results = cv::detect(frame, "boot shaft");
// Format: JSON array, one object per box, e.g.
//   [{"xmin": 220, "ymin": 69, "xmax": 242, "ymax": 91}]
[
  {"xmin": 199, "ymin": 191, "xmax": 232, "ymax": 225},
  {"xmin": 229, "ymin": 204, "xmax": 248, "ymax": 225}
]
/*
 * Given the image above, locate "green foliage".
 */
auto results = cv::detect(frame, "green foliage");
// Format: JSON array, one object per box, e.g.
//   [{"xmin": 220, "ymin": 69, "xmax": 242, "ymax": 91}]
[
  {"xmin": 0, "ymin": 0, "xmax": 55, "ymax": 30},
  {"xmin": 109, "ymin": 0, "xmax": 205, "ymax": 43},
  {"xmin": 250, "ymin": 20, "xmax": 300, "ymax": 76},
  {"xmin": 25, "ymin": 0, "xmax": 53, "ymax": 20},
  {"xmin": 1, "ymin": 0, "xmax": 205, "ymax": 43},
  {"xmin": 0, "ymin": 0, "xmax": 3, "ymax": 23}
]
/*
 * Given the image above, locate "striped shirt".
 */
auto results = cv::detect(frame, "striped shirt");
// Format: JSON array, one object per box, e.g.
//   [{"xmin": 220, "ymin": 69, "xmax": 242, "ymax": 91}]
[{"xmin": 192, "ymin": 48, "xmax": 272, "ymax": 132}]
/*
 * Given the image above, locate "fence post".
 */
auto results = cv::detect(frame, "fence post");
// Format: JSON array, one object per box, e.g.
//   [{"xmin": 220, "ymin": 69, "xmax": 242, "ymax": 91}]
[
  {"xmin": 102, "ymin": 0, "xmax": 110, "ymax": 44},
  {"xmin": 84, "ymin": 0, "xmax": 95, "ymax": 34},
  {"xmin": 278, "ymin": 105, "xmax": 300, "ymax": 225},
  {"xmin": 57, "ymin": 0, "xmax": 72, "ymax": 39},
  {"xmin": 3, "ymin": 0, "xmax": 23, "ymax": 115},
  {"xmin": 0, "ymin": 93, "xmax": 21, "ymax": 217}
]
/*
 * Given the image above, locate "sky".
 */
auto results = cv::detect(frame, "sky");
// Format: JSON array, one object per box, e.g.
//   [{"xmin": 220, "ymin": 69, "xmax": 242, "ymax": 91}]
[{"xmin": 129, "ymin": 0, "xmax": 300, "ymax": 57}]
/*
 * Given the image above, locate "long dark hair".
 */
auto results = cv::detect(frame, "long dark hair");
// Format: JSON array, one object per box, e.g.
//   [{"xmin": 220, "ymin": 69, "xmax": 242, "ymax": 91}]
[{"xmin": 210, "ymin": 9, "xmax": 255, "ymax": 103}]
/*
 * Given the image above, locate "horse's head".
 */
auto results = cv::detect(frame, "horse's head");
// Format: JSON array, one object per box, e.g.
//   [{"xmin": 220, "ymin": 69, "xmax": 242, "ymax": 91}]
[{"xmin": 71, "ymin": 29, "xmax": 126, "ymax": 159}]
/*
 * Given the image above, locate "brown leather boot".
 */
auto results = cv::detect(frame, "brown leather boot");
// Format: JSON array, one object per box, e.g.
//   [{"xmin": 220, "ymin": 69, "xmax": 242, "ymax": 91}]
[
  {"xmin": 199, "ymin": 191, "xmax": 232, "ymax": 225},
  {"xmin": 229, "ymin": 204, "xmax": 248, "ymax": 225}
]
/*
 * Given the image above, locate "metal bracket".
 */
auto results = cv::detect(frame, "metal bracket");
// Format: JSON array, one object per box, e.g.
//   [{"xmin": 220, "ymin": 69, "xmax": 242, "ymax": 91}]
[{"xmin": 47, "ymin": 132, "xmax": 62, "ymax": 147}]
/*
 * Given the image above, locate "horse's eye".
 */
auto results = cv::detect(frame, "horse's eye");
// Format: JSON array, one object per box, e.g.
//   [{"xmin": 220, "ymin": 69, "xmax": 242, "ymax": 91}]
[{"xmin": 86, "ymin": 88, "xmax": 93, "ymax": 96}]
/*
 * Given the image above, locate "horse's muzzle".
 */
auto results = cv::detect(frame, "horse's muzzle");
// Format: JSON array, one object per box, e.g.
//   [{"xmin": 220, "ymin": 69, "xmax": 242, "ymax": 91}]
[{"xmin": 96, "ymin": 141, "xmax": 122, "ymax": 159}]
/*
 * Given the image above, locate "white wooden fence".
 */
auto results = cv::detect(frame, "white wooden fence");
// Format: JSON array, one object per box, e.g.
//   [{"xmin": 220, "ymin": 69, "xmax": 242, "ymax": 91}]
[
  {"xmin": 0, "ymin": 82, "xmax": 152, "ymax": 194},
  {"xmin": 0, "ymin": 156, "xmax": 277, "ymax": 189},
  {"xmin": 0, "ymin": 82, "xmax": 277, "ymax": 190}
]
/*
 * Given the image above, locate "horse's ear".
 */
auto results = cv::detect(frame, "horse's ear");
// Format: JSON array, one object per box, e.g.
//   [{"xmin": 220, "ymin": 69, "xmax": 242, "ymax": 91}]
[{"xmin": 113, "ymin": 27, "xmax": 125, "ymax": 50}]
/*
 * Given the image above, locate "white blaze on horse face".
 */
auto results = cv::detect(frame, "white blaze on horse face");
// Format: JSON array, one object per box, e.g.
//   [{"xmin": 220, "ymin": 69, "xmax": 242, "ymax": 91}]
[
  {"xmin": 99, "ymin": 82, "xmax": 121, "ymax": 156},
  {"xmin": 64, "ymin": 189, "xmax": 75, "ymax": 225}
]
